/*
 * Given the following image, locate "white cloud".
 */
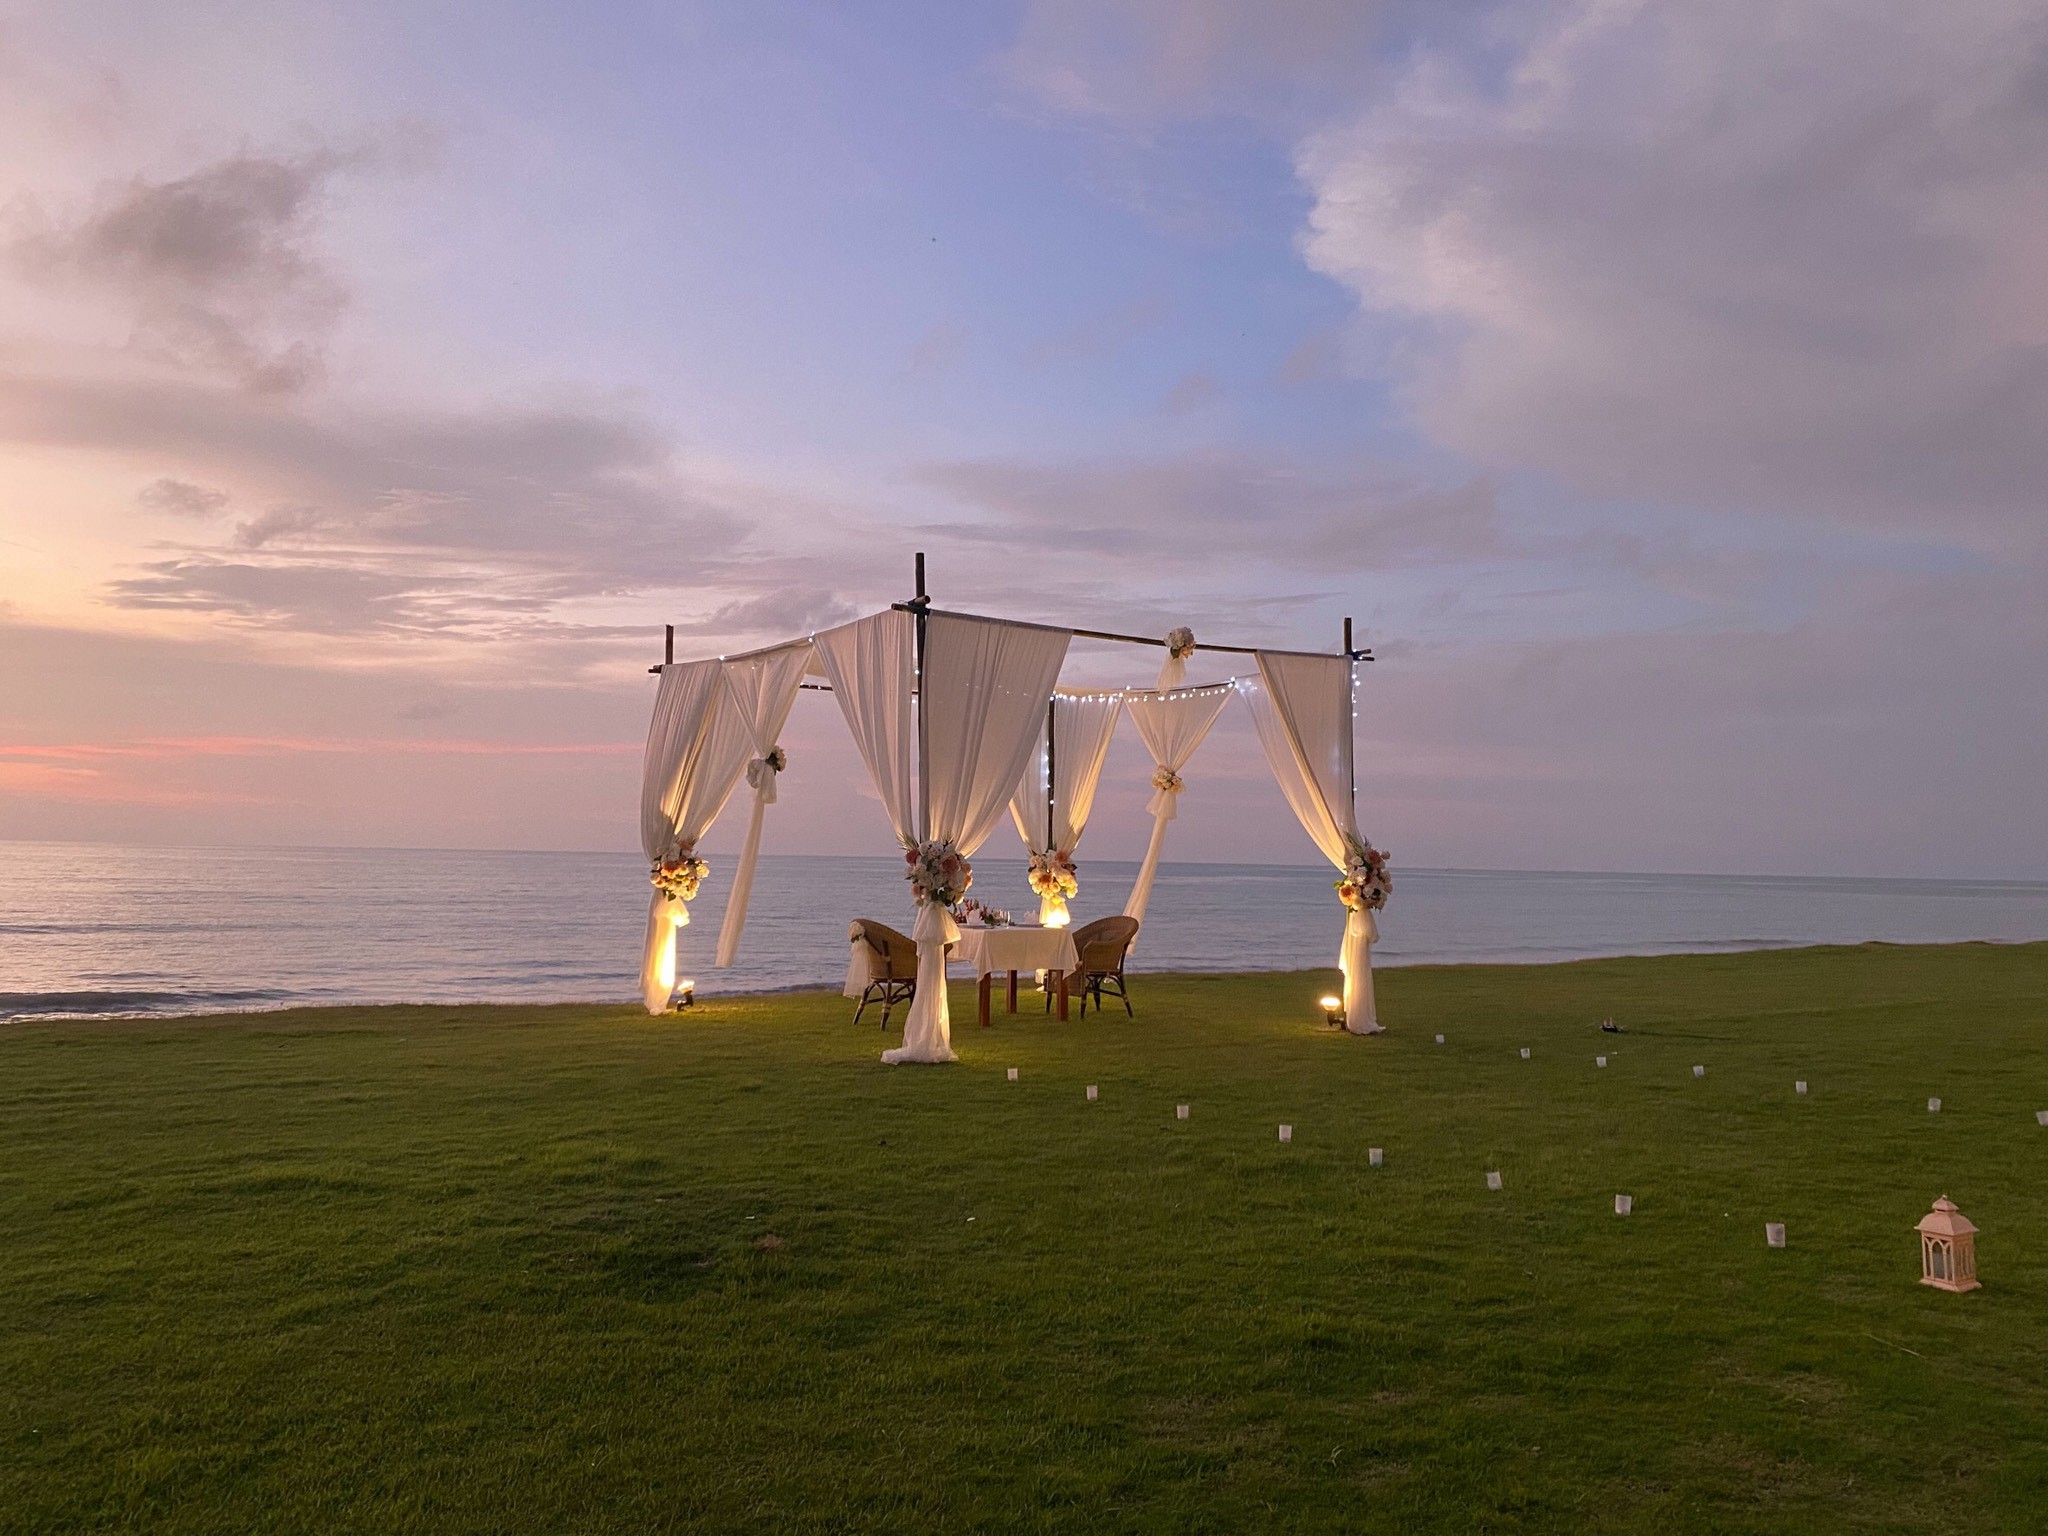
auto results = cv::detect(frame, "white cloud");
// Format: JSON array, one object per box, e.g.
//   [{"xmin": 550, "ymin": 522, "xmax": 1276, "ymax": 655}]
[{"xmin": 1297, "ymin": 0, "xmax": 2048, "ymax": 540}]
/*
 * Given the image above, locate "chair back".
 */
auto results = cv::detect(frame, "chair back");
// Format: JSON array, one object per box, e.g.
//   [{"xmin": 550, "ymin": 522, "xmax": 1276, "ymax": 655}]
[
  {"xmin": 1068, "ymin": 915, "xmax": 1139, "ymax": 976},
  {"xmin": 850, "ymin": 919, "xmax": 919, "ymax": 981}
]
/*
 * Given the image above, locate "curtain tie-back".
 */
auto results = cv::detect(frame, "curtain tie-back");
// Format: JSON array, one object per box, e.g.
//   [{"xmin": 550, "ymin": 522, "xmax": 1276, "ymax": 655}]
[
  {"xmin": 1147, "ymin": 765, "xmax": 1185, "ymax": 820},
  {"xmin": 745, "ymin": 745, "xmax": 787, "ymax": 802}
]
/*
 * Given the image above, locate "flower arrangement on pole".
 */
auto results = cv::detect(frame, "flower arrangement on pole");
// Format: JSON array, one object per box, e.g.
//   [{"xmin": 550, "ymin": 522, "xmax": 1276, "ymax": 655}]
[
  {"xmin": 1028, "ymin": 849, "xmax": 1079, "ymax": 927},
  {"xmin": 651, "ymin": 845, "xmax": 710, "ymax": 929},
  {"xmin": 1151, "ymin": 766, "xmax": 1183, "ymax": 795},
  {"xmin": 904, "ymin": 838, "xmax": 972, "ymax": 908},
  {"xmin": 1336, "ymin": 837, "xmax": 1391, "ymax": 912},
  {"xmin": 1165, "ymin": 626, "xmax": 1196, "ymax": 660}
]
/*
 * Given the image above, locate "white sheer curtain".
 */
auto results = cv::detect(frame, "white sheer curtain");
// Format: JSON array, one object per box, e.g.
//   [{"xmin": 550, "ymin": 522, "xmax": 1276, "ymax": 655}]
[
  {"xmin": 712, "ymin": 641, "xmax": 814, "ymax": 968},
  {"xmin": 638, "ymin": 660, "xmax": 753, "ymax": 1013},
  {"xmin": 1120, "ymin": 685, "xmax": 1231, "ymax": 929},
  {"xmin": 813, "ymin": 610, "xmax": 916, "ymax": 841},
  {"xmin": 1240, "ymin": 651, "xmax": 1382, "ymax": 1034},
  {"xmin": 889, "ymin": 611, "xmax": 1070, "ymax": 1064},
  {"xmin": 1008, "ymin": 691, "xmax": 1122, "ymax": 924},
  {"xmin": 815, "ymin": 611, "xmax": 919, "ymax": 1005}
]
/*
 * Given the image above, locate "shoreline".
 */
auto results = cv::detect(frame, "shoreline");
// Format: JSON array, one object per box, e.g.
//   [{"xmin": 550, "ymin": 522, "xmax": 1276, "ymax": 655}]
[{"xmin": 9, "ymin": 936, "xmax": 2044, "ymax": 1026}]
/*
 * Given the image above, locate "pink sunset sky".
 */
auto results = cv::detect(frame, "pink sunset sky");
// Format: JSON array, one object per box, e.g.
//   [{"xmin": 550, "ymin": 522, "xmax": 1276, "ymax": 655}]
[{"xmin": 1, "ymin": 1, "xmax": 2043, "ymax": 877}]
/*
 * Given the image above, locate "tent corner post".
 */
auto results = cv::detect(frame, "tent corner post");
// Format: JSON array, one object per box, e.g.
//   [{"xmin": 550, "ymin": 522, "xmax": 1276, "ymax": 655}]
[
  {"xmin": 1344, "ymin": 616, "xmax": 1358, "ymax": 810},
  {"xmin": 914, "ymin": 551, "xmax": 930, "ymax": 842}
]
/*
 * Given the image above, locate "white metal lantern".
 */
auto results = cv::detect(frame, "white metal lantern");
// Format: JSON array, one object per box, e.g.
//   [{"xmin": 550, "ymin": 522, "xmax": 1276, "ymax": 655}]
[{"xmin": 1917, "ymin": 1196, "xmax": 1979, "ymax": 1293}]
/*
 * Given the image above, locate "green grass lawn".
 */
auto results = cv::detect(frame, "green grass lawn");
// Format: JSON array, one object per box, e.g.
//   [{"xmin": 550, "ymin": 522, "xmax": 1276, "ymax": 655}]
[{"xmin": 5, "ymin": 944, "xmax": 2048, "ymax": 1534}]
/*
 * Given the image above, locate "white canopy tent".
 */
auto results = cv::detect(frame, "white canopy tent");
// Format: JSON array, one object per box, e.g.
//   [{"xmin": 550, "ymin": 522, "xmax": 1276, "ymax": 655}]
[{"xmin": 637, "ymin": 555, "xmax": 1388, "ymax": 1055}]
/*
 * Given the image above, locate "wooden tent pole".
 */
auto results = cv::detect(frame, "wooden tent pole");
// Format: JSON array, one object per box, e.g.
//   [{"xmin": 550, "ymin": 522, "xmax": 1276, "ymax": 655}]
[
  {"xmin": 1343, "ymin": 616, "xmax": 1357, "ymax": 812},
  {"xmin": 1045, "ymin": 697, "xmax": 1057, "ymax": 853},
  {"xmin": 913, "ymin": 551, "xmax": 929, "ymax": 842}
]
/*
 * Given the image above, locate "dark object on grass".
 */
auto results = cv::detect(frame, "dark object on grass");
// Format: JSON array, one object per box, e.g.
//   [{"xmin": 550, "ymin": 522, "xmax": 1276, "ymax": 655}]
[{"xmin": 1601, "ymin": 1018, "xmax": 1624, "ymax": 1033}]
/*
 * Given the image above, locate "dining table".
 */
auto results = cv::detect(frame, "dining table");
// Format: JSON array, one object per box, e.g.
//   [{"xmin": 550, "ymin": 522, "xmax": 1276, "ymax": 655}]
[{"xmin": 949, "ymin": 922, "xmax": 1081, "ymax": 1028}]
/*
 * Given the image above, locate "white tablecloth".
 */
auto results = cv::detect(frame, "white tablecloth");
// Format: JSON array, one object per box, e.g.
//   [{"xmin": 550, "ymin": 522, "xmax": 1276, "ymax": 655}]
[
  {"xmin": 842, "ymin": 921, "xmax": 1080, "ymax": 999},
  {"xmin": 950, "ymin": 925, "xmax": 1079, "ymax": 979}
]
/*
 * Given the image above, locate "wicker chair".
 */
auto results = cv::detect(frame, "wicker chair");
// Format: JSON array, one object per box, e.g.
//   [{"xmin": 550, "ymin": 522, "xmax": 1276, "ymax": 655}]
[
  {"xmin": 1047, "ymin": 915, "xmax": 1140, "ymax": 1017},
  {"xmin": 849, "ymin": 919, "xmax": 921, "ymax": 1028}
]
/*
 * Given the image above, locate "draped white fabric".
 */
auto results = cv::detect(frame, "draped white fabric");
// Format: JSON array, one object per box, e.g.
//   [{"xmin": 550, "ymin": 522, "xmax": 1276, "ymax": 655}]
[
  {"xmin": 1008, "ymin": 691, "xmax": 1122, "ymax": 922},
  {"xmin": 1155, "ymin": 651, "xmax": 1187, "ymax": 690},
  {"xmin": 921, "ymin": 613, "xmax": 1074, "ymax": 859},
  {"xmin": 712, "ymin": 642, "xmax": 814, "ymax": 969},
  {"xmin": 637, "ymin": 660, "xmax": 753, "ymax": 1013},
  {"xmin": 815, "ymin": 611, "xmax": 920, "ymax": 1011},
  {"xmin": 813, "ymin": 611, "xmax": 918, "ymax": 843},
  {"xmin": 1120, "ymin": 685, "xmax": 1231, "ymax": 928},
  {"xmin": 889, "ymin": 612, "xmax": 1071, "ymax": 1064},
  {"xmin": 1241, "ymin": 652, "xmax": 1381, "ymax": 1034}
]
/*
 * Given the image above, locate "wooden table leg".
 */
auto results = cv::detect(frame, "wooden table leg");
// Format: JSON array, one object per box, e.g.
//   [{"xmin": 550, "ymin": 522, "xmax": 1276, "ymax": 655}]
[
  {"xmin": 978, "ymin": 972, "xmax": 992, "ymax": 1028},
  {"xmin": 1057, "ymin": 970, "xmax": 1070, "ymax": 1021},
  {"xmin": 1006, "ymin": 970, "xmax": 1018, "ymax": 1012}
]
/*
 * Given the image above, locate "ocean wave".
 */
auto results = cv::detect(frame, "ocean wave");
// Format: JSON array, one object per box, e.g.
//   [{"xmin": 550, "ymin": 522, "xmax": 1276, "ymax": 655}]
[{"xmin": 0, "ymin": 987, "xmax": 297, "ymax": 1022}]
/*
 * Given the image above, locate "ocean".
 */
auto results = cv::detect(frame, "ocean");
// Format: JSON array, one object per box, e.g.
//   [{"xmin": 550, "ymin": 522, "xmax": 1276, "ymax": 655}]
[{"xmin": 3, "ymin": 840, "xmax": 2046, "ymax": 1022}]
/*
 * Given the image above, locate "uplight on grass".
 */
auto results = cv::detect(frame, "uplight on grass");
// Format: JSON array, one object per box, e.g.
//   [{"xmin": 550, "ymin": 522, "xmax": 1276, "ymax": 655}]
[
  {"xmin": 1086, "ymin": 1085, "xmax": 1097, "ymax": 1101},
  {"xmin": 1175, "ymin": 1104, "xmax": 1189, "ymax": 1120},
  {"xmin": 1519, "ymin": 1047, "xmax": 1531, "ymax": 1059},
  {"xmin": 1693, "ymin": 1064, "xmax": 1706, "ymax": 1078},
  {"xmin": 1929, "ymin": 1097, "xmax": 1942, "ymax": 1113},
  {"xmin": 1615, "ymin": 1195, "xmax": 1633, "ymax": 1216},
  {"xmin": 1006, "ymin": 1067, "xmax": 1018, "ymax": 1081},
  {"xmin": 1368, "ymin": 1147, "xmax": 1383, "ymax": 1167},
  {"xmin": 1767, "ymin": 1223, "xmax": 1787, "ymax": 1247},
  {"xmin": 1277, "ymin": 1124, "xmax": 1292, "ymax": 1143},
  {"xmin": 1797, "ymin": 1080, "xmax": 1809, "ymax": 1095},
  {"xmin": 1486, "ymin": 1170, "xmax": 1503, "ymax": 1190},
  {"xmin": 1596, "ymin": 1055, "xmax": 1607, "ymax": 1067}
]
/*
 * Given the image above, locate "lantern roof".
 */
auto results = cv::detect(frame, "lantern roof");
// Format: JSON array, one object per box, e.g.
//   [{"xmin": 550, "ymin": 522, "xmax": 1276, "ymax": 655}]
[{"xmin": 1916, "ymin": 1196, "xmax": 1977, "ymax": 1238}]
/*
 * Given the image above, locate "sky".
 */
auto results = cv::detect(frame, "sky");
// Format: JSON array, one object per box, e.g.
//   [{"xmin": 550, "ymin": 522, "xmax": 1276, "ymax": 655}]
[{"xmin": 0, "ymin": 0, "xmax": 2043, "ymax": 877}]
